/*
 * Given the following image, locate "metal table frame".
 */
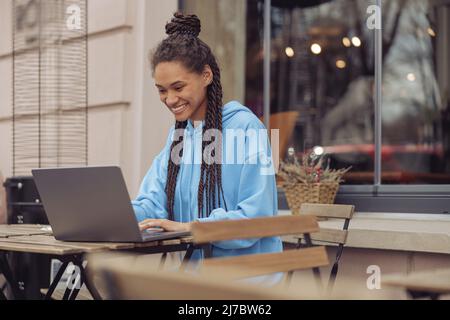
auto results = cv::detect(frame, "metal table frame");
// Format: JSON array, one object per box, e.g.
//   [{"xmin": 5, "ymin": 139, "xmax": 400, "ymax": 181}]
[{"xmin": 0, "ymin": 239, "xmax": 208, "ymax": 300}]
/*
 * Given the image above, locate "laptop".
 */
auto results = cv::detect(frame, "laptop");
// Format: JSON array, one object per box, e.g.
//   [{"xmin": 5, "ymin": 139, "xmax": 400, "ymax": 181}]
[{"xmin": 31, "ymin": 166, "xmax": 190, "ymax": 242}]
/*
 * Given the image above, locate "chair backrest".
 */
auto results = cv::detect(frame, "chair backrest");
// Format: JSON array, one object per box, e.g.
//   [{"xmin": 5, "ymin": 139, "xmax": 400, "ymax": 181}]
[
  {"xmin": 191, "ymin": 215, "xmax": 318, "ymax": 243},
  {"xmin": 299, "ymin": 203, "xmax": 355, "ymax": 245},
  {"xmin": 201, "ymin": 246, "xmax": 328, "ymax": 279},
  {"xmin": 259, "ymin": 111, "xmax": 299, "ymax": 161},
  {"xmin": 190, "ymin": 215, "xmax": 329, "ymax": 279}
]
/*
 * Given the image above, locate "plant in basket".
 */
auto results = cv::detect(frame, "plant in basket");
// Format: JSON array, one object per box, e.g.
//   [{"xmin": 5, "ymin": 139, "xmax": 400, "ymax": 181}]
[{"xmin": 277, "ymin": 147, "xmax": 351, "ymax": 214}]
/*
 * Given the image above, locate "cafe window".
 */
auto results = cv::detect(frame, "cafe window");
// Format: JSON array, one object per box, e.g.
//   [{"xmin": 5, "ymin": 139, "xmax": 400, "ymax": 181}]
[
  {"xmin": 179, "ymin": 0, "xmax": 450, "ymax": 213},
  {"xmin": 380, "ymin": 0, "xmax": 450, "ymax": 185}
]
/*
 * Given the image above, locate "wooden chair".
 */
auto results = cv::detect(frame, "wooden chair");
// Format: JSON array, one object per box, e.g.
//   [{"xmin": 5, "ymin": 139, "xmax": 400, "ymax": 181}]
[
  {"xmin": 190, "ymin": 215, "xmax": 329, "ymax": 288},
  {"xmin": 259, "ymin": 111, "xmax": 299, "ymax": 161},
  {"xmin": 293, "ymin": 203, "xmax": 355, "ymax": 291},
  {"xmin": 87, "ymin": 252, "xmax": 401, "ymax": 300},
  {"xmin": 86, "ymin": 252, "xmax": 307, "ymax": 300}
]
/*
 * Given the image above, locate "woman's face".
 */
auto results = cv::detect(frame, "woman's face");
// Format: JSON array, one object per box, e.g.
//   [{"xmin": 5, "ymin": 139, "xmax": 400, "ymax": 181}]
[{"xmin": 154, "ymin": 61, "xmax": 212, "ymax": 122}]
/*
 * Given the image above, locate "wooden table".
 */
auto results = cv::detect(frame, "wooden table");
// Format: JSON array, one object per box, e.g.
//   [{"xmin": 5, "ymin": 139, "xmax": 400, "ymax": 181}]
[
  {"xmin": 0, "ymin": 224, "xmax": 53, "ymax": 238},
  {"xmin": 0, "ymin": 224, "xmax": 197, "ymax": 300},
  {"xmin": 382, "ymin": 269, "xmax": 450, "ymax": 299}
]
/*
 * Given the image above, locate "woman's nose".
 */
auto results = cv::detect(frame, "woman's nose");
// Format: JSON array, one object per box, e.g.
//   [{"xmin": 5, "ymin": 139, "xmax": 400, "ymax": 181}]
[{"xmin": 165, "ymin": 92, "xmax": 179, "ymax": 107}]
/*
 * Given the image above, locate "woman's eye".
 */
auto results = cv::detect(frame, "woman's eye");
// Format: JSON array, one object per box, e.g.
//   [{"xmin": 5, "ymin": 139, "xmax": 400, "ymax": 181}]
[
  {"xmin": 159, "ymin": 89, "xmax": 166, "ymax": 94},
  {"xmin": 174, "ymin": 87, "xmax": 183, "ymax": 92}
]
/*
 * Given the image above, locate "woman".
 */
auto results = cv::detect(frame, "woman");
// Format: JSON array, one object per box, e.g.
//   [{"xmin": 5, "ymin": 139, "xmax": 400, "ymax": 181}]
[{"xmin": 132, "ymin": 12, "xmax": 282, "ymax": 261}]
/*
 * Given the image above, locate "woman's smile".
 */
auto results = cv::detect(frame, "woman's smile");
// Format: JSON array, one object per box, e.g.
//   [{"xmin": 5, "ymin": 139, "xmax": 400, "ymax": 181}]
[{"xmin": 170, "ymin": 103, "xmax": 189, "ymax": 114}]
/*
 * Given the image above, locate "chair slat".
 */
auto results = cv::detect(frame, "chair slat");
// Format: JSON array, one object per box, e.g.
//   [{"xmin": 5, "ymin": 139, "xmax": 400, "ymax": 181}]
[
  {"xmin": 300, "ymin": 203, "xmax": 354, "ymax": 219},
  {"xmin": 295, "ymin": 229, "xmax": 348, "ymax": 244},
  {"xmin": 202, "ymin": 246, "xmax": 329, "ymax": 279},
  {"xmin": 191, "ymin": 215, "xmax": 319, "ymax": 244},
  {"xmin": 102, "ymin": 264, "xmax": 303, "ymax": 300},
  {"xmin": 311, "ymin": 229, "xmax": 348, "ymax": 244}
]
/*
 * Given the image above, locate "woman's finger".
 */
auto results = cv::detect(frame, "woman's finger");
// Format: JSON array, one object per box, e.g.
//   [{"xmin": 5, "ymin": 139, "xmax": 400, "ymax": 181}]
[
  {"xmin": 139, "ymin": 219, "xmax": 168, "ymax": 231},
  {"xmin": 139, "ymin": 221, "xmax": 156, "ymax": 231}
]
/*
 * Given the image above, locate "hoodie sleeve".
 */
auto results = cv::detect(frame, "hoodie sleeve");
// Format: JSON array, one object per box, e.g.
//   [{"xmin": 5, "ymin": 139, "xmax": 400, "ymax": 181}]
[
  {"xmin": 196, "ymin": 121, "xmax": 278, "ymax": 250},
  {"xmin": 131, "ymin": 127, "xmax": 174, "ymax": 222}
]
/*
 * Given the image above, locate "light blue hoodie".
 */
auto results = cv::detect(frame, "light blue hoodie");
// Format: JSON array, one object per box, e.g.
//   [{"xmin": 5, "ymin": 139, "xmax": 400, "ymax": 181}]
[{"xmin": 132, "ymin": 101, "xmax": 283, "ymax": 261}]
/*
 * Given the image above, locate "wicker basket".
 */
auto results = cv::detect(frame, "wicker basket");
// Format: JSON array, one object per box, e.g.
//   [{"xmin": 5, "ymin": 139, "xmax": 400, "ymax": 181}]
[{"xmin": 283, "ymin": 182, "xmax": 339, "ymax": 215}]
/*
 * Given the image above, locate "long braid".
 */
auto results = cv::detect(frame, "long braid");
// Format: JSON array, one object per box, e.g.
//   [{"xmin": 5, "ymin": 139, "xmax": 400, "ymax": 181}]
[
  {"xmin": 165, "ymin": 120, "xmax": 187, "ymax": 220},
  {"xmin": 207, "ymin": 59, "xmax": 228, "ymax": 213},
  {"xmin": 152, "ymin": 12, "xmax": 228, "ymax": 220},
  {"xmin": 197, "ymin": 158, "xmax": 206, "ymax": 218},
  {"xmin": 198, "ymin": 89, "xmax": 213, "ymax": 217},
  {"xmin": 197, "ymin": 54, "xmax": 227, "ymax": 217},
  {"xmin": 216, "ymin": 107, "xmax": 227, "ymax": 210}
]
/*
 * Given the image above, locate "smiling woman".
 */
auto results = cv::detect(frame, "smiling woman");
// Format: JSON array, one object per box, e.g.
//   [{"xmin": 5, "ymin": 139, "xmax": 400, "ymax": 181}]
[
  {"xmin": 148, "ymin": 12, "xmax": 228, "ymax": 223},
  {"xmin": 130, "ymin": 13, "xmax": 282, "ymax": 273}
]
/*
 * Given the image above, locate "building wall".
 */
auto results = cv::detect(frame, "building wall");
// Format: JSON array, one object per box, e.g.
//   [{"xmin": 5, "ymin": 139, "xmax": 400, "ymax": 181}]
[
  {"xmin": 0, "ymin": 0, "xmax": 178, "ymax": 197},
  {"xmin": 0, "ymin": 0, "xmax": 13, "ymax": 182}
]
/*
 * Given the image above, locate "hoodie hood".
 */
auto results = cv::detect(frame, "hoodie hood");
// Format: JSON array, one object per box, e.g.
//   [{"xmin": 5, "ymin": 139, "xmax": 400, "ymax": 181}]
[{"xmin": 222, "ymin": 100, "xmax": 255, "ymax": 127}]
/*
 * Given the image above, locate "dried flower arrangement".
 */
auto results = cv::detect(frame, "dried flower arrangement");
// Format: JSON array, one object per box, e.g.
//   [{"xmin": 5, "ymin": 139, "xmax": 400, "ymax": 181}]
[
  {"xmin": 278, "ymin": 148, "xmax": 351, "ymax": 213},
  {"xmin": 278, "ymin": 149, "xmax": 351, "ymax": 185}
]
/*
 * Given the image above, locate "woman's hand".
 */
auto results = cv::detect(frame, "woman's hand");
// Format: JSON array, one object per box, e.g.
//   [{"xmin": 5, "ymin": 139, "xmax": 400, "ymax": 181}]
[{"xmin": 139, "ymin": 219, "xmax": 191, "ymax": 232}]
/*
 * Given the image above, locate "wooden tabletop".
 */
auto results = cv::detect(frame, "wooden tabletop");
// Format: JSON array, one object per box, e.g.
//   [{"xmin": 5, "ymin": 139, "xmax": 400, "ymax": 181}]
[
  {"xmin": 382, "ymin": 268, "xmax": 450, "ymax": 294},
  {"xmin": 0, "ymin": 224, "xmax": 193, "ymax": 256},
  {"xmin": 0, "ymin": 224, "xmax": 53, "ymax": 238}
]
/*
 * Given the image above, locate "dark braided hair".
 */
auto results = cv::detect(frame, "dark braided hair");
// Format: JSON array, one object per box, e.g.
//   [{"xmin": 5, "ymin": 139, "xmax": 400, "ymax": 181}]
[{"xmin": 151, "ymin": 12, "xmax": 228, "ymax": 220}]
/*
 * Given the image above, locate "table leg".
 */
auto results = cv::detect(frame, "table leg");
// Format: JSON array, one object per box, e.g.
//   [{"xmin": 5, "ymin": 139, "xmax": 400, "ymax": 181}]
[
  {"xmin": 68, "ymin": 279, "xmax": 82, "ymax": 300},
  {"xmin": 62, "ymin": 286, "xmax": 73, "ymax": 300},
  {"xmin": 58, "ymin": 258, "xmax": 83, "ymax": 300},
  {"xmin": 79, "ymin": 263, "xmax": 102, "ymax": 300},
  {"xmin": 0, "ymin": 287, "xmax": 7, "ymax": 300},
  {"xmin": 44, "ymin": 259, "xmax": 69, "ymax": 300},
  {"xmin": 285, "ymin": 271, "xmax": 293, "ymax": 286},
  {"xmin": 0, "ymin": 252, "xmax": 23, "ymax": 299},
  {"xmin": 62, "ymin": 257, "xmax": 83, "ymax": 300},
  {"xmin": 203, "ymin": 244, "xmax": 212, "ymax": 258},
  {"xmin": 1, "ymin": 279, "xmax": 9, "ymax": 300},
  {"xmin": 179, "ymin": 245, "xmax": 195, "ymax": 271},
  {"xmin": 67, "ymin": 257, "xmax": 102, "ymax": 300},
  {"xmin": 158, "ymin": 253, "xmax": 167, "ymax": 270}
]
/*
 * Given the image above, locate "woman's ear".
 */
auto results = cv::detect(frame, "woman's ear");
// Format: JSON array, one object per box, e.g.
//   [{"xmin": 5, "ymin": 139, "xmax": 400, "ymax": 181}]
[{"xmin": 203, "ymin": 65, "xmax": 213, "ymax": 86}]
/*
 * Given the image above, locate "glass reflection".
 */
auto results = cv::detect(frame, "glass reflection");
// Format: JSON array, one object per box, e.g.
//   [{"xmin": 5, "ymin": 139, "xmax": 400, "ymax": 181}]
[{"xmin": 381, "ymin": 0, "xmax": 450, "ymax": 184}]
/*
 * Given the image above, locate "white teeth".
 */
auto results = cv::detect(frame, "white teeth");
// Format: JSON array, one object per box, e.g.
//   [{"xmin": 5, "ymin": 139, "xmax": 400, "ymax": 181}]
[{"xmin": 172, "ymin": 104, "xmax": 188, "ymax": 113}]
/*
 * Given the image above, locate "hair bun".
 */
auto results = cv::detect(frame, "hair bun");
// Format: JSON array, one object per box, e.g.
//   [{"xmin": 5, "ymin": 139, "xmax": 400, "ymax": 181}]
[{"xmin": 165, "ymin": 12, "xmax": 201, "ymax": 38}]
